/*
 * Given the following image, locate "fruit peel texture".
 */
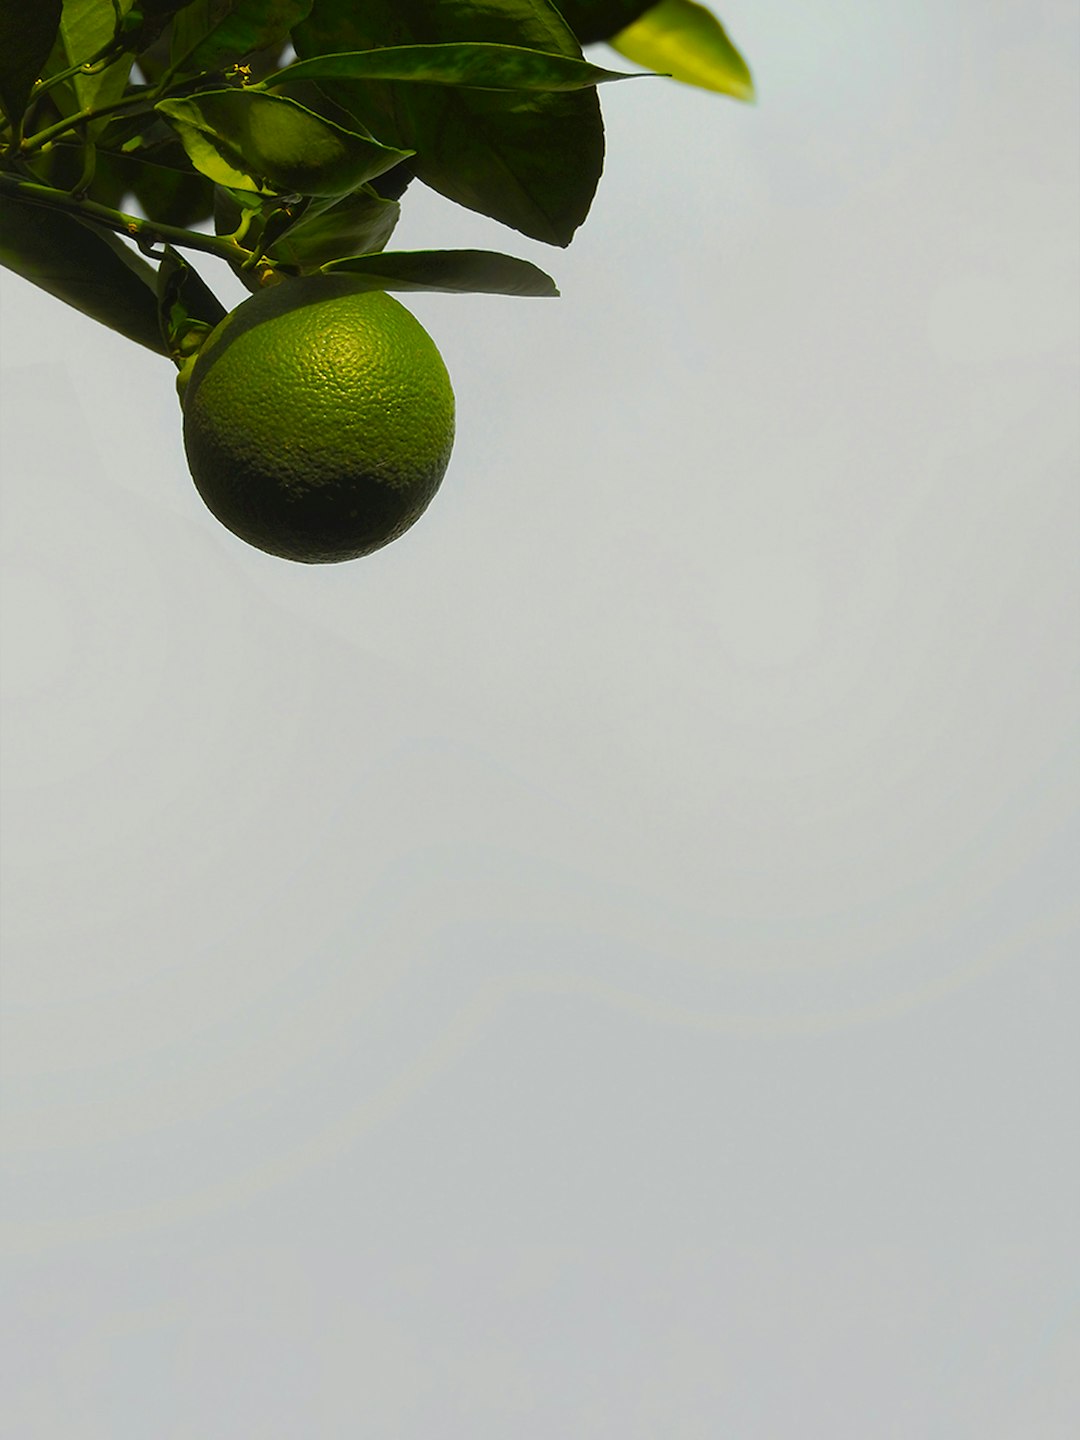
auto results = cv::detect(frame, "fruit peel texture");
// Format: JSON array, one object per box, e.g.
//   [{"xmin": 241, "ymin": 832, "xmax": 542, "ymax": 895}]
[{"xmin": 182, "ymin": 278, "xmax": 455, "ymax": 563}]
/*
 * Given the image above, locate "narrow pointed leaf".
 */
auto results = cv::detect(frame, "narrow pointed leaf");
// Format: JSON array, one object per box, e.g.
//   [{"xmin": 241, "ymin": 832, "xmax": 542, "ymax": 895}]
[
  {"xmin": 156, "ymin": 91, "xmax": 413, "ymax": 195},
  {"xmin": 0, "ymin": 0, "xmax": 61, "ymax": 126},
  {"xmin": 321, "ymin": 249, "xmax": 558, "ymax": 297},
  {"xmin": 293, "ymin": 0, "xmax": 604, "ymax": 246},
  {"xmin": 0, "ymin": 187, "xmax": 167, "ymax": 354},
  {"xmin": 269, "ymin": 43, "xmax": 638, "ymax": 93},
  {"xmin": 610, "ymin": 0, "xmax": 754, "ymax": 100}
]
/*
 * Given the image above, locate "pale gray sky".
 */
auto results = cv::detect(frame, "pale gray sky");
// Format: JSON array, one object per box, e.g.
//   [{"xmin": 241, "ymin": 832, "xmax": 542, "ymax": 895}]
[{"xmin": 2, "ymin": 2, "xmax": 1078, "ymax": 1435}]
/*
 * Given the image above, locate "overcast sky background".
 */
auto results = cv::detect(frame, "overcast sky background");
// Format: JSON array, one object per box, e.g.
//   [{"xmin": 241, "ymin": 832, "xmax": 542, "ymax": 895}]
[{"xmin": 2, "ymin": 1, "xmax": 1078, "ymax": 1435}]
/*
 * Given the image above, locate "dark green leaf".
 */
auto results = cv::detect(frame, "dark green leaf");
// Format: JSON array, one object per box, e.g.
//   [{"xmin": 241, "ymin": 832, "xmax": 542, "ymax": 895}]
[
  {"xmin": 322, "ymin": 248, "xmax": 558, "ymax": 296},
  {"xmin": 609, "ymin": 0, "xmax": 754, "ymax": 100},
  {"xmin": 20, "ymin": 139, "xmax": 94, "ymax": 193},
  {"xmin": 0, "ymin": 186, "xmax": 167, "ymax": 354},
  {"xmin": 269, "ymin": 42, "xmax": 637, "ymax": 92},
  {"xmin": 210, "ymin": 188, "xmax": 394, "ymax": 291},
  {"xmin": 157, "ymin": 244, "xmax": 226, "ymax": 358},
  {"xmin": 106, "ymin": 134, "xmax": 208, "ymax": 176},
  {"xmin": 264, "ymin": 188, "xmax": 401, "ymax": 268},
  {"xmin": 0, "ymin": 0, "xmax": 61, "ymax": 126},
  {"xmin": 123, "ymin": 1, "xmax": 203, "ymax": 54},
  {"xmin": 553, "ymin": 1, "xmax": 655, "ymax": 46},
  {"xmin": 368, "ymin": 159, "xmax": 415, "ymax": 202},
  {"xmin": 156, "ymin": 90, "xmax": 412, "ymax": 195},
  {"xmin": 141, "ymin": 0, "xmax": 203, "ymax": 15},
  {"xmin": 169, "ymin": 0, "xmax": 312, "ymax": 77},
  {"xmin": 293, "ymin": 0, "xmax": 604, "ymax": 247},
  {"xmin": 101, "ymin": 146, "xmax": 216, "ymax": 228}
]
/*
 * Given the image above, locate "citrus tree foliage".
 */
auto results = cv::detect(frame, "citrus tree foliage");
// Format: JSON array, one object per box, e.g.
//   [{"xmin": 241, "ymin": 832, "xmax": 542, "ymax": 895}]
[{"xmin": 0, "ymin": 0, "xmax": 752, "ymax": 357}]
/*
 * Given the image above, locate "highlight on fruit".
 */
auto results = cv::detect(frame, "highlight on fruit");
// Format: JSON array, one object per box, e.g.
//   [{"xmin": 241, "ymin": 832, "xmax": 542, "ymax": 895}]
[{"xmin": 0, "ymin": 0, "xmax": 754, "ymax": 564}]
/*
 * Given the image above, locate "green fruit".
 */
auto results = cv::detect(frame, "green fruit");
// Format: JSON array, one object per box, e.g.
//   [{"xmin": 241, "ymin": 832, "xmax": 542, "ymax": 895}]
[{"xmin": 180, "ymin": 275, "xmax": 455, "ymax": 563}]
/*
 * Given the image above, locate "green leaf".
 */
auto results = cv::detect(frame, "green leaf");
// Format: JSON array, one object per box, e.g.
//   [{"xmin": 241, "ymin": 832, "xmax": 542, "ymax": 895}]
[
  {"xmin": 56, "ymin": 0, "xmax": 138, "ymax": 128},
  {"xmin": 293, "ymin": 0, "xmax": 604, "ymax": 247},
  {"xmin": 157, "ymin": 244, "xmax": 227, "ymax": 358},
  {"xmin": 100, "ymin": 146, "xmax": 216, "ymax": 228},
  {"xmin": 90, "ymin": 126, "xmax": 218, "ymax": 229},
  {"xmin": 169, "ymin": 0, "xmax": 313, "ymax": 77},
  {"xmin": 156, "ymin": 90, "xmax": 412, "ymax": 195},
  {"xmin": 321, "ymin": 248, "xmax": 559, "ymax": 296},
  {"xmin": 264, "ymin": 188, "xmax": 401, "ymax": 269},
  {"xmin": 123, "ymin": 1, "xmax": 203, "ymax": 54},
  {"xmin": 139, "ymin": 0, "xmax": 203, "ymax": 16},
  {"xmin": 609, "ymin": 0, "xmax": 754, "ymax": 101},
  {"xmin": 0, "ymin": 0, "xmax": 61, "ymax": 127},
  {"xmin": 269, "ymin": 42, "xmax": 637, "ymax": 92},
  {"xmin": 0, "ymin": 186, "xmax": 167, "ymax": 354},
  {"xmin": 553, "ymin": 1, "xmax": 655, "ymax": 46}
]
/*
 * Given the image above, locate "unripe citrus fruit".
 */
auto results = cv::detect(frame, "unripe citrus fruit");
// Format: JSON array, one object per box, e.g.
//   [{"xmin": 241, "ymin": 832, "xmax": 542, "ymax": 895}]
[{"xmin": 180, "ymin": 276, "xmax": 455, "ymax": 563}]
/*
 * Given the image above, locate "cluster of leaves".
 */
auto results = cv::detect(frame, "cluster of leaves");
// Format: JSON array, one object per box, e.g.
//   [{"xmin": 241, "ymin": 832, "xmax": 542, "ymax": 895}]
[{"xmin": 0, "ymin": 0, "xmax": 752, "ymax": 361}]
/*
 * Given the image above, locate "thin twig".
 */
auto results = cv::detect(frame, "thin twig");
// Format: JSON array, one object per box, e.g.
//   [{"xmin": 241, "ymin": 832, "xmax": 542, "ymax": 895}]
[{"xmin": 0, "ymin": 173, "xmax": 250, "ymax": 266}]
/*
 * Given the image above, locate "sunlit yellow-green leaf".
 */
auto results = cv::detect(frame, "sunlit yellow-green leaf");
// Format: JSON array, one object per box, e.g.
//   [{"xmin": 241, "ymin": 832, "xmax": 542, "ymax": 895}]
[
  {"xmin": 156, "ymin": 91, "xmax": 412, "ymax": 196},
  {"xmin": 57, "ymin": 0, "xmax": 137, "ymax": 127},
  {"xmin": 610, "ymin": 0, "xmax": 754, "ymax": 102}
]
